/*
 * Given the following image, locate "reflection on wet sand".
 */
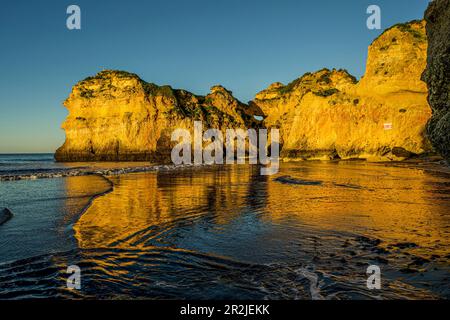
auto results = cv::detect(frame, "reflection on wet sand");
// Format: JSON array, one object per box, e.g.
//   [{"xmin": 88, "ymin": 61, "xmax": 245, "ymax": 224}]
[
  {"xmin": 74, "ymin": 165, "xmax": 267, "ymax": 248},
  {"xmin": 265, "ymin": 162, "xmax": 450, "ymax": 258},
  {"xmin": 70, "ymin": 162, "xmax": 450, "ymax": 299}
]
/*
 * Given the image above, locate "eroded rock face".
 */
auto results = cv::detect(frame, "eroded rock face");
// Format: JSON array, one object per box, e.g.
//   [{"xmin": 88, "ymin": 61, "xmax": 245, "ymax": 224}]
[
  {"xmin": 252, "ymin": 20, "xmax": 432, "ymax": 161},
  {"xmin": 57, "ymin": 20, "xmax": 436, "ymax": 163},
  {"xmin": 55, "ymin": 71, "xmax": 259, "ymax": 162},
  {"xmin": 422, "ymin": 0, "xmax": 450, "ymax": 163}
]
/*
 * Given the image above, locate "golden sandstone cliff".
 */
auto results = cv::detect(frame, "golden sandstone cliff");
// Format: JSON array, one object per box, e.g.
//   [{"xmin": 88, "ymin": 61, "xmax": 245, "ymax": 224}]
[
  {"xmin": 55, "ymin": 71, "xmax": 259, "ymax": 161},
  {"xmin": 252, "ymin": 20, "xmax": 431, "ymax": 161},
  {"xmin": 56, "ymin": 20, "xmax": 433, "ymax": 162}
]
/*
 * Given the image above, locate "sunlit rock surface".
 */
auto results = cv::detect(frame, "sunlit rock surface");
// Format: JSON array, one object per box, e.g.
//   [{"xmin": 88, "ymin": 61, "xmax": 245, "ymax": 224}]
[
  {"xmin": 55, "ymin": 71, "xmax": 259, "ymax": 162},
  {"xmin": 422, "ymin": 0, "xmax": 450, "ymax": 163},
  {"xmin": 57, "ymin": 21, "xmax": 434, "ymax": 163},
  {"xmin": 252, "ymin": 20, "xmax": 432, "ymax": 161}
]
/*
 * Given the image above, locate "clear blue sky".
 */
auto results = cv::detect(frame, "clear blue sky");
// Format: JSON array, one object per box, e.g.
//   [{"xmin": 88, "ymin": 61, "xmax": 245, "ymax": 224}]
[{"xmin": 0, "ymin": 0, "xmax": 431, "ymax": 153}]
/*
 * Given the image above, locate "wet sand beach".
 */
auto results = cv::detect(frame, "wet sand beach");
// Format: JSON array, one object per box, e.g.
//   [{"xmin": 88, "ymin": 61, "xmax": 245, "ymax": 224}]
[{"xmin": 0, "ymin": 161, "xmax": 448, "ymax": 299}]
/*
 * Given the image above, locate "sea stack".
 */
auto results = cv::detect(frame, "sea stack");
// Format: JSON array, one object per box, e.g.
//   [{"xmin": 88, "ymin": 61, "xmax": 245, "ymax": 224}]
[
  {"xmin": 55, "ymin": 71, "xmax": 260, "ymax": 162},
  {"xmin": 422, "ymin": 0, "xmax": 450, "ymax": 163}
]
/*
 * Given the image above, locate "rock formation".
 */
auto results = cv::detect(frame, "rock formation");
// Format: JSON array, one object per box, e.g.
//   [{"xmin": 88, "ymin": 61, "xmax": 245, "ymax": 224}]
[
  {"xmin": 422, "ymin": 0, "xmax": 450, "ymax": 163},
  {"xmin": 252, "ymin": 20, "xmax": 432, "ymax": 161},
  {"xmin": 57, "ymin": 20, "xmax": 435, "ymax": 163},
  {"xmin": 55, "ymin": 71, "xmax": 260, "ymax": 161},
  {"xmin": 0, "ymin": 208, "xmax": 13, "ymax": 226}
]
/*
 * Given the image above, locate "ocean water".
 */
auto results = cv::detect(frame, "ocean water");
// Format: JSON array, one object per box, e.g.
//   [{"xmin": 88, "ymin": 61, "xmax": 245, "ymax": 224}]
[
  {"xmin": 0, "ymin": 153, "xmax": 61, "ymax": 173},
  {"xmin": 0, "ymin": 175, "xmax": 111, "ymax": 262},
  {"xmin": 0, "ymin": 155, "xmax": 449, "ymax": 299},
  {"xmin": 0, "ymin": 153, "xmax": 154, "ymax": 179}
]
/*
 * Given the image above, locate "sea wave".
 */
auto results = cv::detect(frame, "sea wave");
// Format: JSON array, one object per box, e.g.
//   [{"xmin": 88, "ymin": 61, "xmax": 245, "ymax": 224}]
[{"xmin": 0, "ymin": 163, "xmax": 210, "ymax": 181}]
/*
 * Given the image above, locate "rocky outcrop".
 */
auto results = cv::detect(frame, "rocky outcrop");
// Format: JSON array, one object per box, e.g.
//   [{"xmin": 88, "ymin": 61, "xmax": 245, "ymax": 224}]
[
  {"xmin": 422, "ymin": 0, "xmax": 450, "ymax": 163},
  {"xmin": 55, "ymin": 71, "xmax": 260, "ymax": 162},
  {"xmin": 252, "ymin": 20, "xmax": 432, "ymax": 161},
  {"xmin": 0, "ymin": 208, "xmax": 13, "ymax": 226},
  {"xmin": 57, "ymin": 20, "xmax": 436, "ymax": 163}
]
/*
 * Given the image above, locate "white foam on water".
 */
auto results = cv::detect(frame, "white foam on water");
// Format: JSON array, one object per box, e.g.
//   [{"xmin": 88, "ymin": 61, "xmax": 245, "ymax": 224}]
[{"xmin": 296, "ymin": 266, "xmax": 325, "ymax": 300}]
